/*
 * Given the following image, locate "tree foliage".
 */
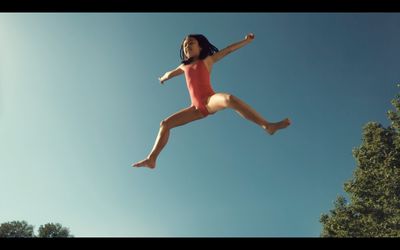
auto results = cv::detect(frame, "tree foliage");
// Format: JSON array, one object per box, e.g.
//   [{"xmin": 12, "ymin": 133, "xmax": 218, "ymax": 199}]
[
  {"xmin": 0, "ymin": 221, "xmax": 34, "ymax": 238},
  {"xmin": 320, "ymin": 87, "xmax": 400, "ymax": 237},
  {"xmin": 0, "ymin": 220, "xmax": 73, "ymax": 238},
  {"xmin": 38, "ymin": 223, "xmax": 73, "ymax": 238}
]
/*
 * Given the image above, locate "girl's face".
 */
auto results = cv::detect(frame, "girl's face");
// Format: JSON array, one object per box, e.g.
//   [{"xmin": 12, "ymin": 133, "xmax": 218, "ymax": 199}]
[{"xmin": 183, "ymin": 37, "xmax": 202, "ymax": 60}]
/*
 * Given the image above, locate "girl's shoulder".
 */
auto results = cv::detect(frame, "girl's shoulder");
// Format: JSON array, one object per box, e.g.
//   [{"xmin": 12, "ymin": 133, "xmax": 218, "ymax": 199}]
[
  {"xmin": 202, "ymin": 56, "xmax": 213, "ymax": 72},
  {"xmin": 178, "ymin": 63, "xmax": 186, "ymax": 70},
  {"xmin": 203, "ymin": 56, "xmax": 213, "ymax": 65}
]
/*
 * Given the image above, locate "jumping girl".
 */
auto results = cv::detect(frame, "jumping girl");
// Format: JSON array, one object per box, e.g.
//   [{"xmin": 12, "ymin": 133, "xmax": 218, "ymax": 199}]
[{"xmin": 133, "ymin": 33, "xmax": 291, "ymax": 169}]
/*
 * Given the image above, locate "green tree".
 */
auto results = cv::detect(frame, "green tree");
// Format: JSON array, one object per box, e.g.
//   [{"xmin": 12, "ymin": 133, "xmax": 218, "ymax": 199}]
[
  {"xmin": 0, "ymin": 220, "xmax": 73, "ymax": 238},
  {"xmin": 38, "ymin": 223, "xmax": 73, "ymax": 238},
  {"xmin": 0, "ymin": 220, "xmax": 35, "ymax": 238},
  {"xmin": 320, "ymin": 87, "xmax": 400, "ymax": 237}
]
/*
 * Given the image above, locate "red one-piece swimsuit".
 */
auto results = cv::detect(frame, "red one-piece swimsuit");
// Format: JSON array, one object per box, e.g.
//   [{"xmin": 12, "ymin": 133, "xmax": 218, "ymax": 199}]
[{"xmin": 182, "ymin": 59, "xmax": 215, "ymax": 117}]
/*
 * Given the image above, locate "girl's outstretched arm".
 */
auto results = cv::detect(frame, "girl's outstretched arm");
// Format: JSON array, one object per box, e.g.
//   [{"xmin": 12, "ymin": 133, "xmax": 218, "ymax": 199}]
[
  {"xmin": 211, "ymin": 33, "xmax": 255, "ymax": 63},
  {"xmin": 158, "ymin": 64, "xmax": 184, "ymax": 84}
]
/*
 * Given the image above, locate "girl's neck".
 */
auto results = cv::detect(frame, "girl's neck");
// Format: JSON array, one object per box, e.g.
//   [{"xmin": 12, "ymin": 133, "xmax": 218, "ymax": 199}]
[{"xmin": 190, "ymin": 56, "xmax": 200, "ymax": 61}]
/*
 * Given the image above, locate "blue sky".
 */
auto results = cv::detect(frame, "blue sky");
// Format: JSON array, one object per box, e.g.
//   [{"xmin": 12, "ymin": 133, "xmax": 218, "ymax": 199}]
[{"xmin": 0, "ymin": 13, "xmax": 399, "ymax": 237}]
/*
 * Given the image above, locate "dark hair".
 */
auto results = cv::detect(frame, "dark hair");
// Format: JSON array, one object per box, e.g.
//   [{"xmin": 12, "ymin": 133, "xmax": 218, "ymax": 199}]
[{"xmin": 180, "ymin": 34, "xmax": 219, "ymax": 65}]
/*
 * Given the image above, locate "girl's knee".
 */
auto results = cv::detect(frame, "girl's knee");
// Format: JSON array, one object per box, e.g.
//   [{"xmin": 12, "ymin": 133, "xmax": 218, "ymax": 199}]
[
  {"xmin": 160, "ymin": 120, "xmax": 170, "ymax": 130},
  {"xmin": 225, "ymin": 94, "xmax": 238, "ymax": 107}
]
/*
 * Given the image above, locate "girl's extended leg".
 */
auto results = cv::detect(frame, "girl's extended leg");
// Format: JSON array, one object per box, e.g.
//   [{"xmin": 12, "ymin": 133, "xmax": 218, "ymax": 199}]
[
  {"xmin": 132, "ymin": 106, "xmax": 205, "ymax": 169},
  {"xmin": 205, "ymin": 92, "xmax": 291, "ymax": 135}
]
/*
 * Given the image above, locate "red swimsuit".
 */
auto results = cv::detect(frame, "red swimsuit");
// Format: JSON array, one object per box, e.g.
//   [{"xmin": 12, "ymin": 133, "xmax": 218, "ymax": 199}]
[{"xmin": 182, "ymin": 59, "xmax": 215, "ymax": 117}]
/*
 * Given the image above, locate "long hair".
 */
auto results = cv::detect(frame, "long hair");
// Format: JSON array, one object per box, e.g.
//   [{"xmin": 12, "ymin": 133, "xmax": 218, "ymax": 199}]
[{"xmin": 180, "ymin": 34, "xmax": 219, "ymax": 65}]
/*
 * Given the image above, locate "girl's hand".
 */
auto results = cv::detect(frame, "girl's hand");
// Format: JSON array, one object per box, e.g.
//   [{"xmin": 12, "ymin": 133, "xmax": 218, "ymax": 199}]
[
  {"xmin": 245, "ymin": 33, "xmax": 255, "ymax": 41},
  {"xmin": 158, "ymin": 76, "xmax": 166, "ymax": 84}
]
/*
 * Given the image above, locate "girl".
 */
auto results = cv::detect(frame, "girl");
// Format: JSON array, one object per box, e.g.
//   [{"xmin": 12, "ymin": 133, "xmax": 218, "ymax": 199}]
[{"xmin": 133, "ymin": 33, "xmax": 291, "ymax": 169}]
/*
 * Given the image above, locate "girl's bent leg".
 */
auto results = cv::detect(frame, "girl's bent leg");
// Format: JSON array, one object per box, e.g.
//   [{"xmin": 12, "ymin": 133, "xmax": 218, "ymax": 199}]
[
  {"xmin": 132, "ymin": 106, "xmax": 205, "ymax": 169},
  {"xmin": 206, "ymin": 92, "xmax": 291, "ymax": 135}
]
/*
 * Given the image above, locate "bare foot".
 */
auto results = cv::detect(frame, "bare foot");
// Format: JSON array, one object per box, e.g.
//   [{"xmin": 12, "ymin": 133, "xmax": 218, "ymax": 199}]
[
  {"xmin": 263, "ymin": 118, "xmax": 291, "ymax": 135},
  {"xmin": 132, "ymin": 157, "xmax": 156, "ymax": 169}
]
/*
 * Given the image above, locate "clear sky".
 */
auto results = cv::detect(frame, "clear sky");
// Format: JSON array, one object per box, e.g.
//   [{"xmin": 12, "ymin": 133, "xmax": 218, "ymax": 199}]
[{"xmin": 0, "ymin": 13, "xmax": 399, "ymax": 237}]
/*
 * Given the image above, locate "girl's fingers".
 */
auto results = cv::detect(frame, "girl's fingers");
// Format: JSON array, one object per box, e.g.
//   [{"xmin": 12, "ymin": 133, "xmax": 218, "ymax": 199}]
[{"xmin": 245, "ymin": 33, "xmax": 254, "ymax": 40}]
